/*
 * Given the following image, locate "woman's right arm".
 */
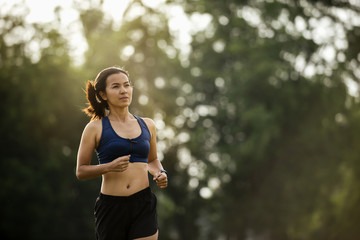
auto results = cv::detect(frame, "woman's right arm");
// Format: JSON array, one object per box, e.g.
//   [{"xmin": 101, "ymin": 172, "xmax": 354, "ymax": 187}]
[
  {"xmin": 76, "ymin": 121, "xmax": 131, "ymax": 180},
  {"xmin": 76, "ymin": 121, "xmax": 107, "ymax": 180}
]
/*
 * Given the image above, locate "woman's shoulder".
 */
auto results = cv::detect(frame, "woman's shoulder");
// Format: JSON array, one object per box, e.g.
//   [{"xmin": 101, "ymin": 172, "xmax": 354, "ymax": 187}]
[
  {"xmin": 88, "ymin": 118, "xmax": 103, "ymax": 127},
  {"xmin": 140, "ymin": 117, "xmax": 155, "ymax": 125},
  {"xmin": 83, "ymin": 118, "xmax": 103, "ymax": 134},
  {"xmin": 138, "ymin": 116, "xmax": 156, "ymax": 131}
]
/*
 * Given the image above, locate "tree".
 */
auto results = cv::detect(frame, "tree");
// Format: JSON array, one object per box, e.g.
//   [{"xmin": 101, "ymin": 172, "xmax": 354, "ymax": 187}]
[
  {"xmin": 0, "ymin": 3, "xmax": 89, "ymax": 239},
  {"xmin": 174, "ymin": 0, "xmax": 360, "ymax": 239}
]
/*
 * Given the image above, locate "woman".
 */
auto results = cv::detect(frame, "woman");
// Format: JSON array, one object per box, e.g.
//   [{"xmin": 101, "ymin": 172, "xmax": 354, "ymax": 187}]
[{"xmin": 76, "ymin": 66, "xmax": 168, "ymax": 240}]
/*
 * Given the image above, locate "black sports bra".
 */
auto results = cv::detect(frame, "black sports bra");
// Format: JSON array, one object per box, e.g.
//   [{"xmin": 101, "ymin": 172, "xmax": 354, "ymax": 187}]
[{"xmin": 96, "ymin": 115, "xmax": 151, "ymax": 164}]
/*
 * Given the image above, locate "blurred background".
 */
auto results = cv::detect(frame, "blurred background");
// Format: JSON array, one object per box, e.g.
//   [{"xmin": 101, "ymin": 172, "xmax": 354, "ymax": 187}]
[{"xmin": 1, "ymin": 0, "xmax": 360, "ymax": 239}]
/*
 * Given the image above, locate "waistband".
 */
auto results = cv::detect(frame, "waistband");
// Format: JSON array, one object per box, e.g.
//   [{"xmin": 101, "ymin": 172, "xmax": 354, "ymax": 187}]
[{"xmin": 99, "ymin": 187, "xmax": 151, "ymax": 202}]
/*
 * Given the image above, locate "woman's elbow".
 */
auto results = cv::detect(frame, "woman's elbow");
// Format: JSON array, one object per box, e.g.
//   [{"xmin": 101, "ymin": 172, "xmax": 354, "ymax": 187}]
[{"xmin": 76, "ymin": 167, "xmax": 86, "ymax": 180}]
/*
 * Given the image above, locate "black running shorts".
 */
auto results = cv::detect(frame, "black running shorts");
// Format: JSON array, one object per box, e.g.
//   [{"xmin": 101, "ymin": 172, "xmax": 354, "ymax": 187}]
[{"xmin": 94, "ymin": 187, "xmax": 158, "ymax": 240}]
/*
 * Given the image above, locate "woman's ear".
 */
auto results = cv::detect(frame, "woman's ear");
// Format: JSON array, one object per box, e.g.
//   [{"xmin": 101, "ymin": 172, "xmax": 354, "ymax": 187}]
[{"xmin": 99, "ymin": 91, "xmax": 107, "ymax": 101}]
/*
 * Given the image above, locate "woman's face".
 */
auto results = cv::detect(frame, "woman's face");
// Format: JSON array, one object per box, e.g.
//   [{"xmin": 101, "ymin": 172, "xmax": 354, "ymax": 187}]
[{"xmin": 101, "ymin": 72, "xmax": 133, "ymax": 108}]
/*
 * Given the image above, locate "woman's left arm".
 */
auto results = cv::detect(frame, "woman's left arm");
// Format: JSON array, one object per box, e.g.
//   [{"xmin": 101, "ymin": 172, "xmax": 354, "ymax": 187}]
[{"xmin": 144, "ymin": 118, "xmax": 168, "ymax": 189}]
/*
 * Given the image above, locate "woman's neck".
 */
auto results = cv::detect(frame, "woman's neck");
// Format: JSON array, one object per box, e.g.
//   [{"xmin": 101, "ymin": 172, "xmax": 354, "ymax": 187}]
[{"xmin": 108, "ymin": 108, "xmax": 132, "ymax": 122}]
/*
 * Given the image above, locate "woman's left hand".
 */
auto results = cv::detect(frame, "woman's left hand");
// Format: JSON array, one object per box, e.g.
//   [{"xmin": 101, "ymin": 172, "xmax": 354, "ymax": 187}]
[{"xmin": 153, "ymin": 171, "xmax": 168, "ymax": 189}]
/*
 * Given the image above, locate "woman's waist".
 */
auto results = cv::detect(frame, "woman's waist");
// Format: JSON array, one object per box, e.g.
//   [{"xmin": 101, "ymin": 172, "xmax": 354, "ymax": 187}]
[
  {"xmin": 101, "ymin": 163, "xmax": 149, "ymax": 196},
  {"xmin": 99, "ymin": 186, "xmax": 152, "ymax": 201},
  {"xmin": 101, "ymin": 180, "xmax": 150, "ymax": 196}
]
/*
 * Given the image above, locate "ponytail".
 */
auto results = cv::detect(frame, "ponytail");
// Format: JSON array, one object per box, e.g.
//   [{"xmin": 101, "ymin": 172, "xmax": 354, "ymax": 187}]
[{"xmin": 82, "ymin": 81, "xmax": 107, "ymax": 120}]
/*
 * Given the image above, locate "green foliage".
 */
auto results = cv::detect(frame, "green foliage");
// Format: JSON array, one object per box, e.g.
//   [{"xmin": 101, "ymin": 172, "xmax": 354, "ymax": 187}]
[
  {"xmin": 177, "ymin": 0, "xmax": 360, "ymax": 239},
  {"xmin": 0, "ymin": 7, "xmax": 91, "ymax": 239}
]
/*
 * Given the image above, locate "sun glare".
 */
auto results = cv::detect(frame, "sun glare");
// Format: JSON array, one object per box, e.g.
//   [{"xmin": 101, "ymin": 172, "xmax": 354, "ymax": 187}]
[
  {"xmin": 1, "ymin": 0, "xmax": 214, "ymax": 66},
  {"xmin": 1, "ymin": 0, "xmax": 132, "ymax": 65}
]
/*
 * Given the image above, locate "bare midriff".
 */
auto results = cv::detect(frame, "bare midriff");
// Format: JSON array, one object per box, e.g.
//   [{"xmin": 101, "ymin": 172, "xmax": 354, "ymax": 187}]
[{"xmin": 101, "ymin": 162, "xmax": 149, "ymax": 196}]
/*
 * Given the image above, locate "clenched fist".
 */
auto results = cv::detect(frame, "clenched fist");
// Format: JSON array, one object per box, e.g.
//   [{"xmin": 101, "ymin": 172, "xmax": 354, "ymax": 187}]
[
  {"xmin": 107, "ymin": 155, "xmax": 130, "ymax": 173},
  {"xmin": 153, "ymin": 171, "xmax": 168, "ymax": 189}
]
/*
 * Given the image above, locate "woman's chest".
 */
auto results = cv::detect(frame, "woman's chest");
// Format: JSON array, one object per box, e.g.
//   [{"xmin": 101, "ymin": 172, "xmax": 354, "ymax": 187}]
[{"xmin": 110, "ymin": 120, "xmax": 142, "ymax": 139}]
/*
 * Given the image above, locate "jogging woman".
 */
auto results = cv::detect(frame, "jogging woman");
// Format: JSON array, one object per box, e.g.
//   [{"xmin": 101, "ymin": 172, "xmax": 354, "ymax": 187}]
[{"xmin": 76, "ymin": 66, "xmax": 168, "ymax": 240}]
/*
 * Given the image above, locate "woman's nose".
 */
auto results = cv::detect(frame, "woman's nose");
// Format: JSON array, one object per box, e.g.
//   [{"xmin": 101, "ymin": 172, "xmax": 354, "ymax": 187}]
[{"xmin": 120, "ymin": 86, "xmax": 127, "ymax": 93}]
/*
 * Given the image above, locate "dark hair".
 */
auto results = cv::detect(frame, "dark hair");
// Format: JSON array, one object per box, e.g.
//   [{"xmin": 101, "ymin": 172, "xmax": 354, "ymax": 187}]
[{"xmin": 83, "ymin": 66, "xmax": 129, "ymax": 120}]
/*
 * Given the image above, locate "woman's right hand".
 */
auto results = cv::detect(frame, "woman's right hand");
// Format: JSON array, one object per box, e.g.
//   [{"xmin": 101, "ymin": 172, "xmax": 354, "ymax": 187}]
[{"xmin": 107, "ymin": 155, "xmax": 131, "ymax": 172}]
